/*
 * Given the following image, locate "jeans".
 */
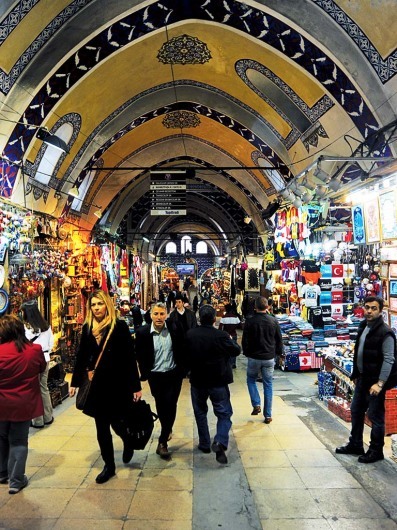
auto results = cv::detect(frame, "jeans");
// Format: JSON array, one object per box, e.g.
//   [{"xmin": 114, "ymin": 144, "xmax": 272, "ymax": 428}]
[
  {"xmin": 191, "ymin": 385, "xmax": 233, "ymax": 449},
  {"xmin": 0, "ymin": 420, "xmax": 30, "ymax": 489},
  {"xmin": 32, "ymin": 362, "xmax": 53, "ymax": 427},
  {"xmin": 149, "ymin": 368, "xmax": 183, "ymax": 444},
  {"xmin": 349, "ymin": 377, "xmax": 386, "ymax": 453},
  {"xmin": 247, "ymin": 358, "xmax": 274, "ymax": 418}
]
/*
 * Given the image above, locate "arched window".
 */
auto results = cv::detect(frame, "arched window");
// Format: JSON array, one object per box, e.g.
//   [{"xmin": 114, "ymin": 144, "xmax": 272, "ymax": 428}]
[
  {"xmin": 181, "ymin": 235, "xmax": 192, "ymax": 254},
  {"xmin": 34, "ymin": 123, "xmax": 73, "ymax": 185},
  {"xmin": 165, "ymin": 242, "xmax": 177, "ymax": 254},
  {"xmin": 196, "ymin": 241, "xmax": 208, "ymax": 254}
]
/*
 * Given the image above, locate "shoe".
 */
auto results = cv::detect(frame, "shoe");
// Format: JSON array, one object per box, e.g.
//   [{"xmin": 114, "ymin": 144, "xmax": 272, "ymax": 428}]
[
  {"xmin": 232, "ymin": 365, "xmax": 237, "ymax": 369},
  {"xmin": 211, "ymin": 441, "xmax": 228, "ymax": 464},
  {"xmin": 167, "ymin": 431, "xmax": 173, "ymax": 441},
  {"xmin": 358, "ymin": 450, "xmax": 384, "ymax": 464},
  {"xmin": 9, "ymin": 476, "xmax": 28, "ymax": 494},
  {"xmin": 30, "ymin": 422, "xmax": 44, "ymax": 429},
  {"xmin": 0, "ymin": 476, "xmax": 8, "ymax": 484},
  {"xmin": 122, "ymin": 442, "xmax": 134, "ymax": 464},
  {"xmin": 251, "ymin": 406, "xmax": 261, "ymax": 416},
  {"xmin": 156, "ymin": 443, "xmax": 171, "ymax": 459},
  {"xmin": 264, "ymin": 417, "xmax": 272, "ymax": 424},
  {"xmin": 95, "ymin": 465, "xmax": 116, "ymax": 484},
  {"xmin": 335, "ymin": 443, "xmax": 365, "ymax": 455},
  {"xmin": 44, "ymin": 417, "xmax": 54, "ymax": 426},
  {"xmin": 198, "ymin": 445, "xmax": 211, "ymax": 454}
]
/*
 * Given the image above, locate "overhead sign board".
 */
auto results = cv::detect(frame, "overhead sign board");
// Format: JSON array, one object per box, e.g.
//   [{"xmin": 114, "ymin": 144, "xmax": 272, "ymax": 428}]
[{"xmin": 150, "ymin": 170, "xmax": 187, "ymax": 215}]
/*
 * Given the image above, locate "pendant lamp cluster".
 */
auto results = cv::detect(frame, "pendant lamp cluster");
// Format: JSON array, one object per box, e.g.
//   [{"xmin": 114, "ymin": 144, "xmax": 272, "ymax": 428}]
[{"xmin": 280, "ymin": 162, "xmax": 342, "ymax": 207}]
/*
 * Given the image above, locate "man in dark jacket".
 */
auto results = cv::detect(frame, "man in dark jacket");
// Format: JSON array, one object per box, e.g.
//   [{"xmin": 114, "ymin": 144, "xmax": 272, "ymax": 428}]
[
  {"xmin": 336, "ymin": 296, "xmax": 397, "ymax": 463},
  {"xmin": 167, "ymin": 292, "xmax": 197, "ymax": 335},
  {"xmin": 135, "ymin": 302, "xmax": 185, "ymax": 460},
  {"xmin": 185, "ymin": 304, "xmax": 241, "ymax": 464},
  {"xmin": 242, "ymin": 296, "xmax": 283, "ymax": 424}
]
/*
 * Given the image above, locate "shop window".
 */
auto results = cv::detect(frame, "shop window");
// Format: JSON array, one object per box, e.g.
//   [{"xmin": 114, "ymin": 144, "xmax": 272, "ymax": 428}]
[
  {"xmin": 196, "ymin": 241, "xmax": 207, "ymax": 254},
  {"xmin": 181, "ymin": 235, "xmax": 192, "ymax": 254},
  {"xmin": 165, "ymin": 242, "xmax": 177, "ymax": 254}
]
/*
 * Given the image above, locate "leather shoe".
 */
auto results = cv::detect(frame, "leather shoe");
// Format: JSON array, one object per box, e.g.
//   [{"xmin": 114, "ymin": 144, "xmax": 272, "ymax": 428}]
[
  {"xmin": 95, "ymin": 465, "xmax": 116, "ymax": 484},
  {"xmin": 0, "ymin": 476, "xmax": 8, "ymax": 484},
  {"xmin": 198, "ymin": 445, "xmax": 211, "ymax": 454},
  {"xmin": 251, "ymin": 406, "xmax": 261, "ymax": 415},
  {"xmin": 358, "ymin": 450, "xmax": 384, "ymax": 464},
  {"xmin": 211, "ymin": 441, "xmax": 228, "ymax": 464},
  {"xmin": 335, "ymin": 443, "xmax": 365, "ymax": 455},
  {"xmin": 122, "ymin": 443, "xmax": 134, "ymax": 464},
  {"xmin": 264, "ymin": 417, "xmax": 272, "ymax": 424},
  {"xmin": 9, "ymin": 476, "xmax": 28, "ymax": 494},
  {"xmin": 30, "ymin": 422, "xmax": 44, "ymax": 429},
  {"xmin": 44, "ymin": 417, "xmax": 54, "ymax": 426},
  {"xmin": 156, "ymin": 443, "xmax": 171, "ymax": 459}
]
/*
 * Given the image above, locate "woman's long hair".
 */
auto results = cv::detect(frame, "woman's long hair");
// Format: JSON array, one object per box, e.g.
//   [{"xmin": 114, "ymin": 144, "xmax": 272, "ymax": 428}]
[
  {"xmin": 21, "ymin": 300, "xmax": 50, "ymax": 333},
  {"xmin": 0, "ymin": 315, "xmax": 31, "ymax": 352},
  {"xmin": 84, "ymin": 290, "xmax": 117, "ymax": 346}
]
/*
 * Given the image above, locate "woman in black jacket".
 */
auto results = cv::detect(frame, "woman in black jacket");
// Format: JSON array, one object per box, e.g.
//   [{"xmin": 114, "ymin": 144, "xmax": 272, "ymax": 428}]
[{"xmin": 69, "ymin": 290, "xmax": 142, "ymax": 484}]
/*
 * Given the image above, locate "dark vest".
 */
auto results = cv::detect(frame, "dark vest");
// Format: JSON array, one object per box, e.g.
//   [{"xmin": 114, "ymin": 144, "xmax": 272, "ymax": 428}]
[{"xmin": 352, "ymin": 316, "xmax": 397, "ymax": 389}]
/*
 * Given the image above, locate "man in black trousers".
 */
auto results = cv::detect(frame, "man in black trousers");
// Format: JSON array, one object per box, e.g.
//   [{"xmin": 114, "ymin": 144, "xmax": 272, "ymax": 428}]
[
  {"xmin": 335, "ymin": 296, "xmax": 397, "ymax": 463},
  {"xmin": 135, "ymin": 302, "xmax": 185, "ymax": 459},
  {"xmin": 185, "ymin": 304, "xmax": 241, "ymax": 464}
]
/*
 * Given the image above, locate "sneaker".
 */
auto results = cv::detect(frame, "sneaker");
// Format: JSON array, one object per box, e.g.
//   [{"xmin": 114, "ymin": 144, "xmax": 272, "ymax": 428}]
[
  {"xmin": 9, "ymin": 476, "xmax": 28, "ymax": 494},
  {"xmin": 156, "ymin": 443, "xmax": 171, "ymax": 459},
  {"xmin": 264, "ymin": 417, "xmax": 272, "ymax": 424},
  {"xmin": 95, "ymin": 465, "xmax": 116, "ymax": 484},
  {"xmin": 251, "ymin": 406, "xmax": 261, "ymax": 416},
  {"xmin": 335, "ymin": 443, "xmax": 365, "ymax": 455},
  {"xmin": 358, "ymin": 450, "xmax": 384, "ymax": 464},
  {"xmin": 211, "ymin": 441, "xmax": 228, "ymax": 464}
]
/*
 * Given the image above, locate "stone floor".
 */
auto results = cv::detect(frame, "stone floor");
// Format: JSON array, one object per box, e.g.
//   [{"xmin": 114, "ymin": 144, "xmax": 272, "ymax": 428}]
[{"xmin": 1, "ymin": 358, "xmax": 396, "ymax": 529}]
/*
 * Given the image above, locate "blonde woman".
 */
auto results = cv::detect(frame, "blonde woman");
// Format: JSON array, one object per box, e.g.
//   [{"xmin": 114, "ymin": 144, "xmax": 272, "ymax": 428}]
[{"xmin": 69, "ymin": 290, "xmax": 142, "ymax": 484}]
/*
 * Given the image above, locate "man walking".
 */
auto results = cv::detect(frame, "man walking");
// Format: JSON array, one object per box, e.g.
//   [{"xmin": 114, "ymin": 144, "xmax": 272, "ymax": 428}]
[
  {"xmin": 167, "ymin": 292, "xmax": 197, "ymax": 335},
  {"xmin": 335, "ymin": 296, "xmax": 397, "ymax": 463},
  {"xmin": 135, "ymin": 302, "xmax": 185, "ymax": 459},
  {"xmin": 219, "ymin": 303, "xmax": 242, "ymax": 368},
  {"xmin": 185, "ymin": 305, "xmax": 241, "ymax": 464},
  {"xmin": 242, "ymin": 296, "xmax": 283, "ymax": 424}
]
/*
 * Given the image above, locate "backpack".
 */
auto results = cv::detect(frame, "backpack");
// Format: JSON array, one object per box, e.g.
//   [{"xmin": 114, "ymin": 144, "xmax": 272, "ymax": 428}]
[{"xmin": 120, "ymin": 400, "xmax": 158, "ymax": 450}]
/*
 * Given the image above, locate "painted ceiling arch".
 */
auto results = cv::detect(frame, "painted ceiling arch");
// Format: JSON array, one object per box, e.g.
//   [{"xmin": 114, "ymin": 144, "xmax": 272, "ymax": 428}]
[{"xmin": 0, "ymin": 0, "xmax": 396, "ymax": 246}]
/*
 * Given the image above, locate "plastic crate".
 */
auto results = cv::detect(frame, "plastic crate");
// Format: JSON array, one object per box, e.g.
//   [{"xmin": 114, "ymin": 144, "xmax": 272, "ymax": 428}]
[
  {"xmin": 328, "ymin": 399, "xmax": 351, "ymax": 422},
  {"xmin": 364, "ymin": 388, "xmax": 397, "ymax": 435}
]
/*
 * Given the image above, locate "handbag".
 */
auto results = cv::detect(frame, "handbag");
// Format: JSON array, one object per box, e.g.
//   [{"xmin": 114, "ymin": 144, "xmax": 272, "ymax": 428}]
[
  {"xmin": 75, "ymin": 341, "xmax": 106, "ymax": 411},
  {"xmin": 121, "ymin": 400, "xmax": 158, "ymax": 450}
]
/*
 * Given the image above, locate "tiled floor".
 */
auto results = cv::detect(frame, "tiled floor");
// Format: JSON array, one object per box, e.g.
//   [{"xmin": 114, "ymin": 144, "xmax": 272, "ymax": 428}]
[{"xmin": 1, "ymin": 363, "xmax": 396, "ymax": 529}]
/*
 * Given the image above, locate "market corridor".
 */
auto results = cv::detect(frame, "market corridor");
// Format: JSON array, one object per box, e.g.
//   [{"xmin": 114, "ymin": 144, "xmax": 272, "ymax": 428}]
[{"xmin": 0, "ymin": 360, "xmax": 396, "ymax": 530}]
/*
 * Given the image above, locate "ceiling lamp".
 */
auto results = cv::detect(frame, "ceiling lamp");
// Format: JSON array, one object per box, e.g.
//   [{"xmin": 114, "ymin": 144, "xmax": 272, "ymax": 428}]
[
  {"xmin": 244, "ymin": 216, "xmax": 252, "ymax": 224},
  {"xmin": 281, "ymin": 189, "xmax": 294, "ymax": 201},
  {"xmin": 315, "ymin": 185, "xmax": 328, "ymax": 199},
  {"xmin": 36, "ymin": 127, "xmax": 69, "ymax": 154},
  {"xmin": 328, "ymin": 179, "xmax": 342, "ymax": 192},
  {"xmin": 68, "ymin": 186, "xmax": 79, "ymax": 198},
  {"xmin": 93, "ymin": 207, "xmax": 102, "ymax": 218},
  {"xmin": 292, "ymin": 196, "xmax": 302, "ymax": 208},
  {"xmin": 142, "ymin": 235, "xmax": 150, "ymax": 243},
  {"xmin": 301, "ymin": 190, "xmax": 314, "ymax": 203},
  {"xmin": 313, "ymin": 166, "xmax": 331, "ymax": 183},
  {"xmin": 301, "ymin": 177, "xmax": 317, "ymax": 191}
]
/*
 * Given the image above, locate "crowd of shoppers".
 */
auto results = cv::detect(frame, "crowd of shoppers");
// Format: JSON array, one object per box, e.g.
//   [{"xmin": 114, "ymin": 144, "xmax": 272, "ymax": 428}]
[{"xmin": 1, "ymin": 292, "xmax": 396, "ymax": 495}]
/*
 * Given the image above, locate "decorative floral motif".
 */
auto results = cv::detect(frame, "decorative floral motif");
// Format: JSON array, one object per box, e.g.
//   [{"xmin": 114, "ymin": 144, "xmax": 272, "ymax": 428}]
[
  {"xmin": 162, "ymin": 111, "xmax": 201, "ymax": 129},
  {"xmin": 157, "ymin": 34, "xmax": 211, "ymax": 65}
]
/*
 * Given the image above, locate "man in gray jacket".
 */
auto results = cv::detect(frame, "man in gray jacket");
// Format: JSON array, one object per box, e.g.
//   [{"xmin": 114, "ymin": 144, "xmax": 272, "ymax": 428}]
[{"xmin": 242, "ymin": 296, "xmax": 283, "ymax": 423}]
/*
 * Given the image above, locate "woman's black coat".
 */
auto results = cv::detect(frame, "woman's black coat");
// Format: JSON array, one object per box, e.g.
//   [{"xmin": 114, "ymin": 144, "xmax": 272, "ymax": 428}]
[{"xmin": 71, "ymin": 319, "xmax": 141, "ymax": 418}]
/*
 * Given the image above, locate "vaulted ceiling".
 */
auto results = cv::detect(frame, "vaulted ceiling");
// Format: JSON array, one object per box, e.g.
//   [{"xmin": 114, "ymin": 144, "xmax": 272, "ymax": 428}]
[{"xmin": 1, "ymin": 0, "xmax": 397, "ymax": 256}]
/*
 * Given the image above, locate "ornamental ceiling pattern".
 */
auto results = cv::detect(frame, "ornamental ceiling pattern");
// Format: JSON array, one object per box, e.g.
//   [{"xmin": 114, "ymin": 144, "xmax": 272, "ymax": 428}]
[{"xmin": 0, "ymin": 0, "xmax": 396, "ymax": 248}]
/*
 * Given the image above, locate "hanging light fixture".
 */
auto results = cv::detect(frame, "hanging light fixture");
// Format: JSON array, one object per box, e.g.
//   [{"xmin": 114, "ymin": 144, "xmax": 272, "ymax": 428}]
[
  {"xmin": 329, "ymin": 178, "xmax": 342, "ymax": 192},
  {"xmin": 142, "ymin": 235, "xmax": 150, "ymax": 243},
  {"xmin": 301, "ymin": 190, "xmax": 314, "ymax": 203},
  {"xmin": 68, "ymin": 186, "xmax": 79, "ymax": 198},
  {"xmin": 315, "ymin": 185, "xmax": 328, "ymax": 198},
  {"xmin": 313, "ymin": 166, "xmax": 331, "ymax": 183},
  {"xmin": 292, "ymin": 196, "xmax": 302, "ymax": 208},
  {"xmin": 36, "ymin": 127, "xmax": 69, "ymax": 154},
  {"xmin": 93, "ymin": 206, "xmax": 102, "ymax": 218}
]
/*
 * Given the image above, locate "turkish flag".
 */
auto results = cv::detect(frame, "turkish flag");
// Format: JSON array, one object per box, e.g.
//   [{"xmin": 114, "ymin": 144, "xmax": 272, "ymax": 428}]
[{"xmin": 332, "ymin": 264, "xmax": 344, "ymax": 277}]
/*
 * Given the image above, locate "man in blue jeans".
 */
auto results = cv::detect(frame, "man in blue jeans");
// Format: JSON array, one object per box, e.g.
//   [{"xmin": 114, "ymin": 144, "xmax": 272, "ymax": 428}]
[
  {"xmin": 185, "ymin": 305, "xmax": 241, "ymax": 464},
  {"xmin": 242, "ymin": 296, "xmax": 283, "ymax": 423}
]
